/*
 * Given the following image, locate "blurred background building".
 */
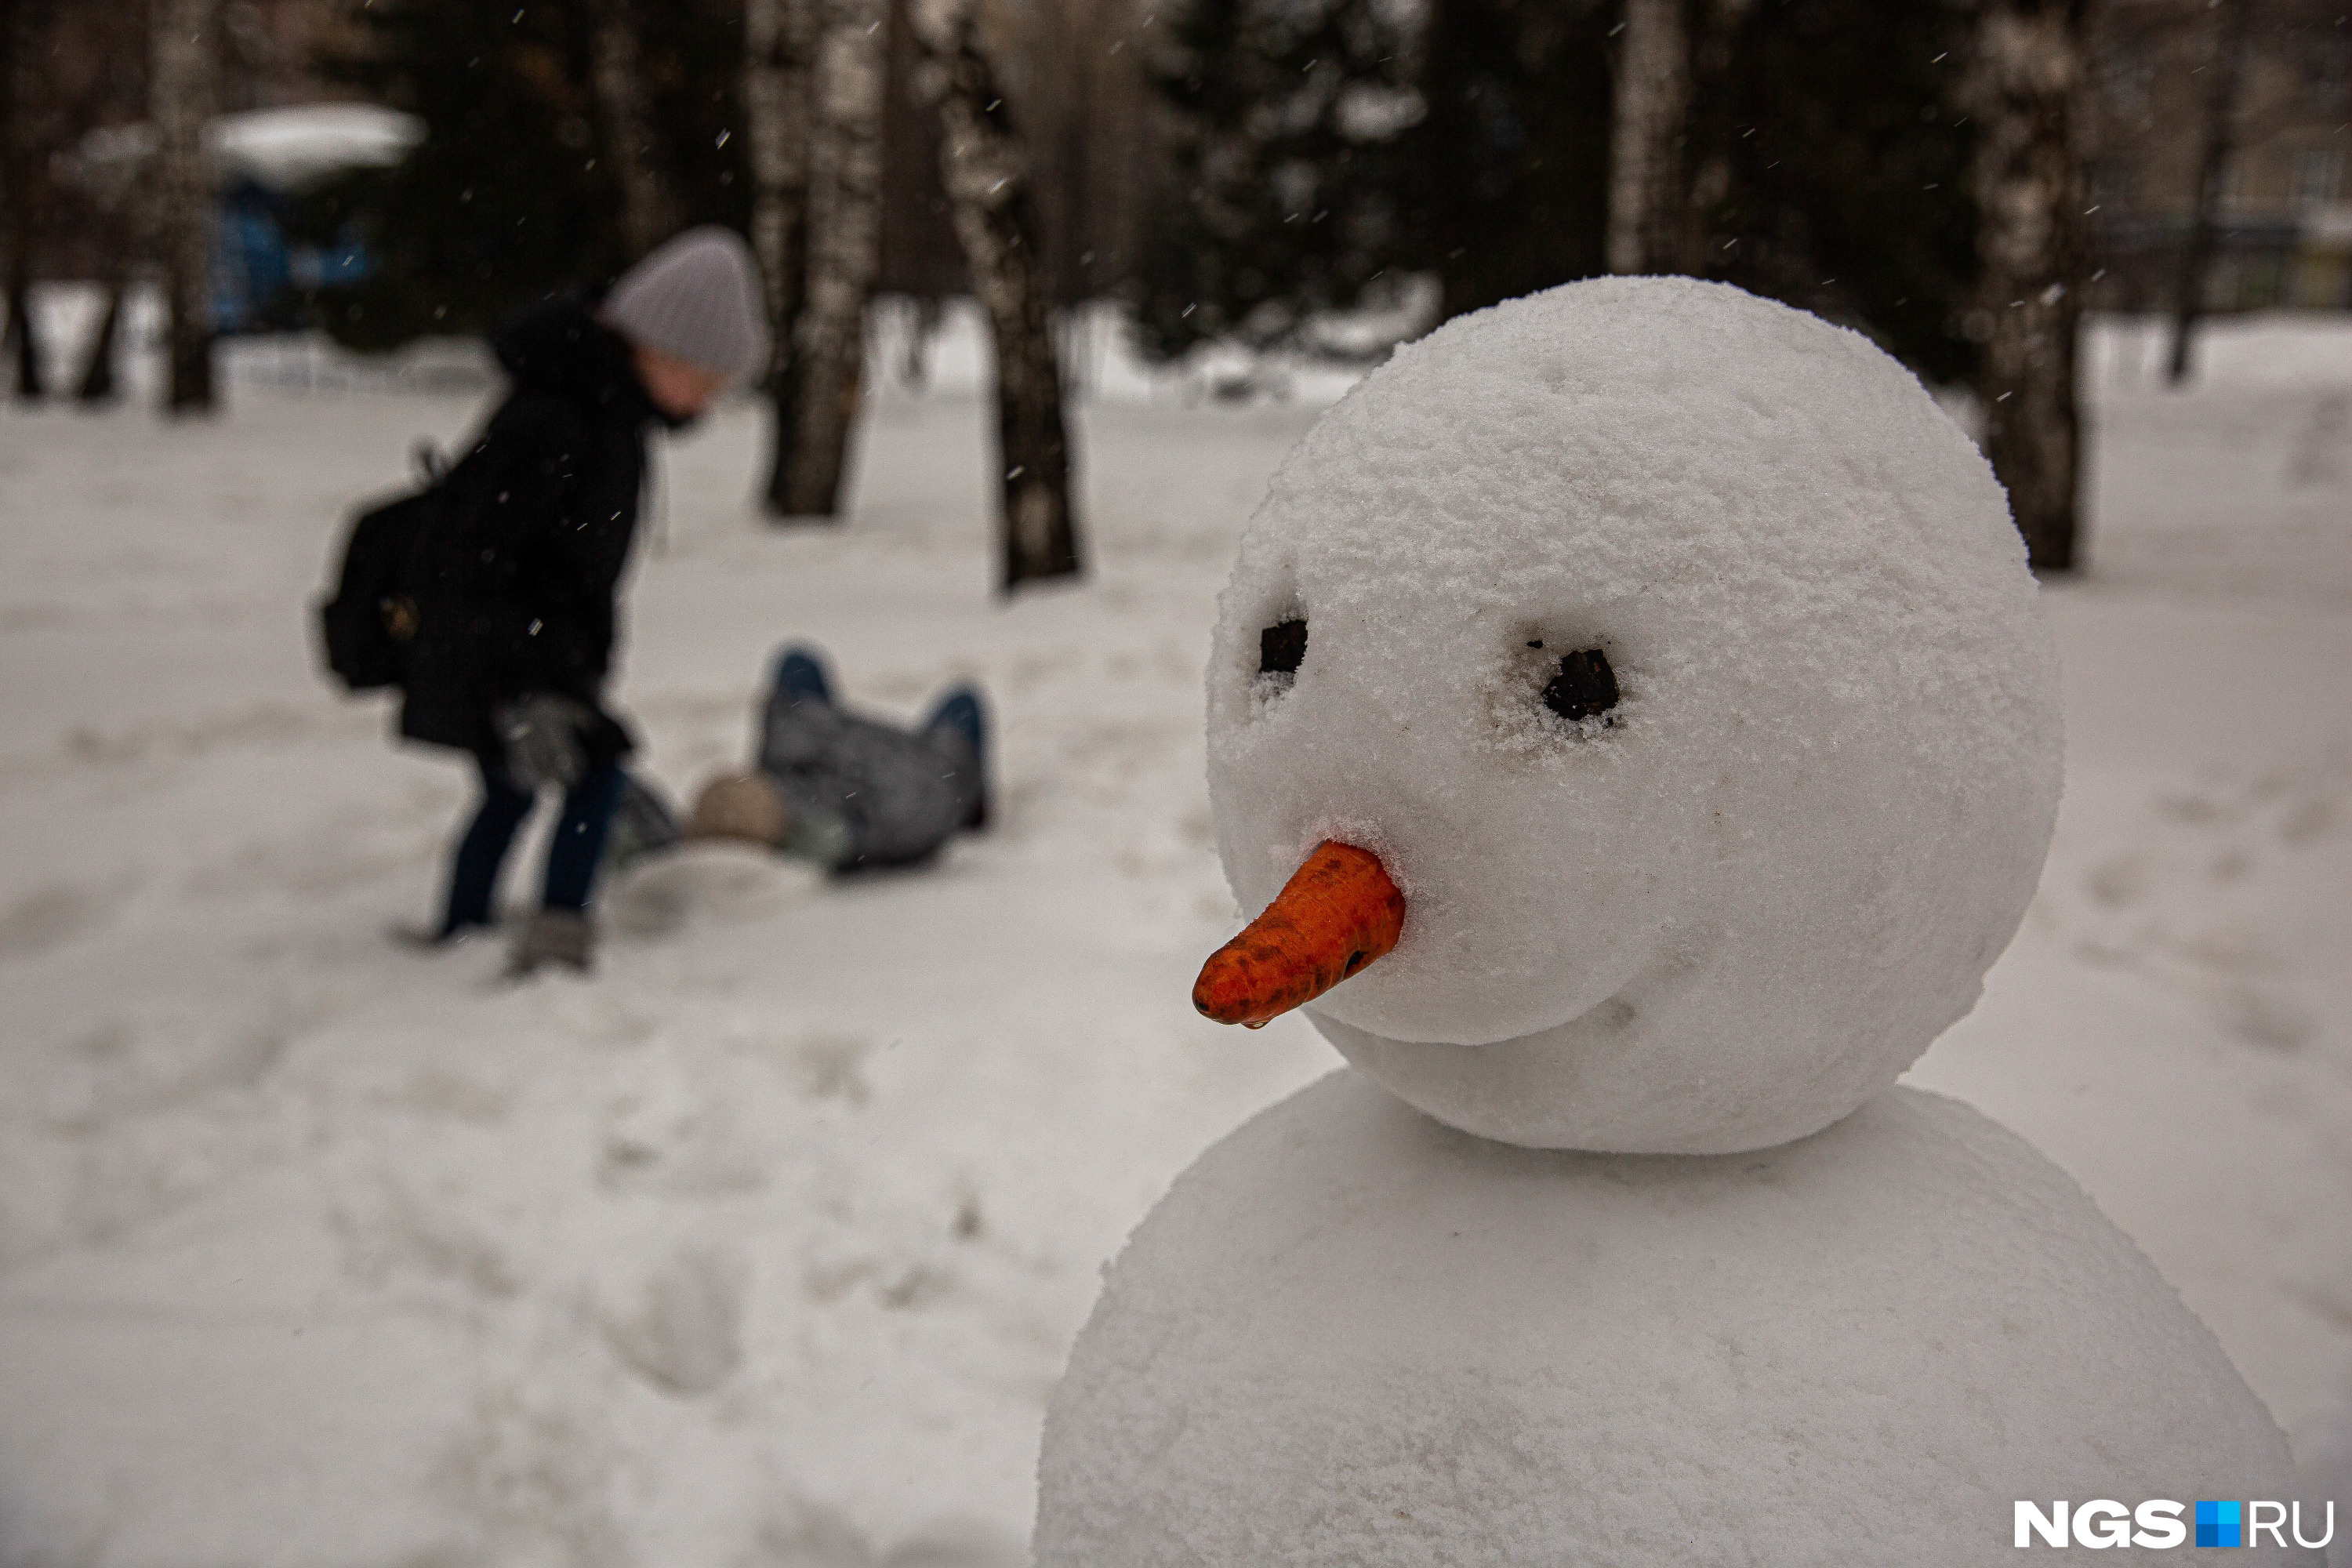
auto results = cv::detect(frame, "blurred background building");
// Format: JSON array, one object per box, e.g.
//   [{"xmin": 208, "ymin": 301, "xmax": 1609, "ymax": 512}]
[{"xmin": 2085, "ymin": 0, "xmax": 2350, "ymax": 310}]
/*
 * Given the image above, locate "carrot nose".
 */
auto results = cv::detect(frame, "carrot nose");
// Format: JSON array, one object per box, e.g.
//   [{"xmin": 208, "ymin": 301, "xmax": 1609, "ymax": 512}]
[{"xmin": 1193, "ymin": 841, "xmax": 1406, "ymax": 1029}]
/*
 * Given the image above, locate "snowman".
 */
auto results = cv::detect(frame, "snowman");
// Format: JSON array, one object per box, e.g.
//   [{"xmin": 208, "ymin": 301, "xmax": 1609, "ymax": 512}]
[{"xmin": 1034, "ymin": 279, "xmax": 2314, "ymax": 1565}]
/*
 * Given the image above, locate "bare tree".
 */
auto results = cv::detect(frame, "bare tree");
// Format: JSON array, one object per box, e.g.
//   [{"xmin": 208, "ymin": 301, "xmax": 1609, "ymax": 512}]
[
  {"xmin": 75, "ymin": 269, "xmax": 129, "ymax": 401},
  {"xmin": 1606, "ymin": 0, "xmax": 1693, "ymax": 275},
  {"xmin": 2166, "ymin": 0, "xmax": 2249, "ymax": 385},
  {"xmin": 2, "ymin": 0, "xmax": 49, "ymax": 400},
  {"xmin": 583, "ymin": 0, "xmax": 679, "ymax": 259},
  {"xmin": 911, "ymin": 0, "xmax": 1081, "ymax": 591},
  {"xmin": 69, "ymin": 5, "xmax": 150, "ymax": 405},
  {"xmin": 746, "ymin": 0, "xmax": 815, "ymax": 514},
  {"xmin": 151, "ymin": 0, "xmax": 220, "ymax": 413},
  {"xmin": 778, "ymin": 0, "xmax": 888, "ymax": 519},
  {"xmin": 1966, "ymin": 0, "xmax": 2089, "ymax": 573}
]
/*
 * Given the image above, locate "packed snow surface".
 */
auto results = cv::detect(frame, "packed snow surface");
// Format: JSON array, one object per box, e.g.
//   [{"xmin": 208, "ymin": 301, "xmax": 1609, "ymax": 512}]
[
  {"xmin": 1209, "ymin": 278, "xmax": 2062, "ymax": 1152},
  {"xmin": 0, "ymin": 299, "xmax": 2347, "ymax": 1564},
  {"xmin": 1036, "ymin": 1073, "xmax": 2306, "ymax": 1566}
]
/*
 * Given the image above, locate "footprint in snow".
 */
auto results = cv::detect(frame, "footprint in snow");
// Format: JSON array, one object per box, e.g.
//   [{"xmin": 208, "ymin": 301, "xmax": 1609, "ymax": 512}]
[
  {"xmin": 596, "ymin": 1245, "xmax": 746, "ymax": 1399},
  {"xmin": 0, "ymin": 876, "xmax": 135, "ymax": 960}
]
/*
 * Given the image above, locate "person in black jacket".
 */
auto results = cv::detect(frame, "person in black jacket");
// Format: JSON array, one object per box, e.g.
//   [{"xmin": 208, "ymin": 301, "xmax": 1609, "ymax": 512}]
[{"xmin": 401, "ymin": 227, "xmax": 768, "ymax": 975}]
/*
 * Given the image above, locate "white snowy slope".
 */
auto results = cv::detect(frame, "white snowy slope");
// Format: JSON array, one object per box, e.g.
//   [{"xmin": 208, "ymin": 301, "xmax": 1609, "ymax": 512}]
[{"xmin": 0, "ymin": 308, "xmax": 2347, "ymax": 1565}]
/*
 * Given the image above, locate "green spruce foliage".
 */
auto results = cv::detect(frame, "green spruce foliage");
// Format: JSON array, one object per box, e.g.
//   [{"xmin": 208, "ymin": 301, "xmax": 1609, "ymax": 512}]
[
  {"xmin": 1704, "ymin": 0, "xmax": 1980, "ymax": 387},
  {"xmin": 1131, "ymin": 0, "xmax": 1429, "ymax": 361},
  {"xmin": 1421, "ymin": 0, "xmax": 1616, "ymax": 321},
  {"xmin": 296, "ymin": 0, "xmax": 748, "ymax": 352},
  {"xmin": 1137, "ymin": 0, "xmax": 1980, "ymax": 386}
]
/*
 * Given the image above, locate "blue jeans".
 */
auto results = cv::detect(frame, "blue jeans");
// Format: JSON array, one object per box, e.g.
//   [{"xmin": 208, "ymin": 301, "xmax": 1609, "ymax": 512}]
[{"xmin": 440, "ymin": 756, "xmax": 625, "ymax": 935}]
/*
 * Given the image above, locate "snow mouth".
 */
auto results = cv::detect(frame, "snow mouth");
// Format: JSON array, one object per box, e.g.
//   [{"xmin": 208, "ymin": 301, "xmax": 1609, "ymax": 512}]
[
  {"xmin": 1306, "ymin": 983, "xmax": 1642, "ymax": 1056},
  {"xmin": 1305, "ymin": 928, "xmax": 1711, "ymax": 1054}
]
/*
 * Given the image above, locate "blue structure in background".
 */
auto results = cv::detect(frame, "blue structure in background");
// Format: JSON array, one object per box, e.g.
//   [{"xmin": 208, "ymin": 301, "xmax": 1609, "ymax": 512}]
[
  {"xmin": 72, "ymin": 105, "xmax": 415, "ymax": 336},
  {"xmin": 211, "ymin": 176, "xmax": 378, "ymax": 336}
]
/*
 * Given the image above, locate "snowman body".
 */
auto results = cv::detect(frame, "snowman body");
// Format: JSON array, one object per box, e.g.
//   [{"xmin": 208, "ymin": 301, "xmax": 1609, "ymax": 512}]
[
  {"xmin": 1036, "ymin": 1074, "xmax": 2306, "ymax": 1566},
  {"xmin": 1034, "ymin": 280, "xmax": 2304, "ymax": 1563}
]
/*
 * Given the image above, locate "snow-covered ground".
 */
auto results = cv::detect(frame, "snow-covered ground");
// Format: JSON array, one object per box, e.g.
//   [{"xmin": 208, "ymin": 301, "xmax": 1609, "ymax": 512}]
[{"xmin": 0, "ymin": 307, "xmax": 2347, "ymax": 1566}]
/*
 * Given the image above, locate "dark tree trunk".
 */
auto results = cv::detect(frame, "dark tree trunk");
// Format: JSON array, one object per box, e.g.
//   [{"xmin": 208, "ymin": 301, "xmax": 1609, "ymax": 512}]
[
  {"xmin": 2167, "ymin": 0, "xmax": 2248, "ymax": 386},
  {"xmin": 781, "ymin": 0, "xmax": 888, "ymax": 519},
  {"xmin": 2, "ymin": 0, "xmax": 47, "ymax": 401},
  {"xmin": 1966, "ymin": 0, "xmax": 2088, "ymax": 574},
  {"xmin": 76, "ymin": 112, "xmax": 150, "ymax": 405},
  {"xmin": 584, "ymin": 0, "xmax": 678, "ymax": 260},
  {"xmin": 1681, "ymin": 0, "xmax": 1752, "ymax": 263},
  {"xmin": 2, "ymin": 279, "xmax": 35, "ymax": 399},
  {"xmin": 913, "ymin": 0, "xmax": 1082, "ymax": 593},
  {"xmin": 151, "ymin": 0, "xmax": 218, "ymax": 414},
  {"xmin": 76, "ymin": 274, "xmax": 127, "ymax": 403},
  {"xmin": 747, "ymin": 0, "xmax": 815, "ymax": 516}
]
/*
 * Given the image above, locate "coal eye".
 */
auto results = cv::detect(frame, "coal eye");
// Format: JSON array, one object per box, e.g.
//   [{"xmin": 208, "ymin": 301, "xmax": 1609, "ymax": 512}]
[
  {"xmin": 1542, "ymin": 648, "xmax": 1619, "ymax": 722},
  {"xmin": 1260, "ymin": 619, "xmax": 1307, "ymax": 677}
]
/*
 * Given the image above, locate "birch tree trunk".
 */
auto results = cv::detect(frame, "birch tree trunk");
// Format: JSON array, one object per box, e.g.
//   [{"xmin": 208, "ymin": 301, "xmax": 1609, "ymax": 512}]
[
  {"xmin": 584, "ymin": 0, "xmax": 677, "ymax": 259},
  {"xmin": 1606, "ymin": 0, "xmax": 1693, "ymax": 275},
  {"xmin": 912, "ymin": 0, "xmax": 1082, "ymax": 591},
  {"xmin": 2166, "ymin": 0, "xmax": 2247, "ymax": 386},
  {"xmin": 779, "ymin": 0, "xmax": 887, "ymax": 519},
  {"xmin": 1966, "ymin": 0, "xmax": 2088, "ymax": 574},
  {"xmin": 151, "ymin": 0, "xmax": 219, "ymax": 414},
  {"xmin": 746, "ymin": 0, "xmax": 815, "ymax": 515}
]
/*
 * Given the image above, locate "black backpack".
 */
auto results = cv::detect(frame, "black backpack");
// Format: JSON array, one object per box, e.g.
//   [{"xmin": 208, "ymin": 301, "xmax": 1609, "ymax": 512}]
[{"xmin": 316, "ymin": 445, "xmax": 448, "ymax": 693}]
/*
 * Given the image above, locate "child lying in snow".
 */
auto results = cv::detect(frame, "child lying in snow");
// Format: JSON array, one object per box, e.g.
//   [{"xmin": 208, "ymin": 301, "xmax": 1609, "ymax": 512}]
[{"xmin": 686, "ymin": 645, "xmax": 989, "ymax": 872}]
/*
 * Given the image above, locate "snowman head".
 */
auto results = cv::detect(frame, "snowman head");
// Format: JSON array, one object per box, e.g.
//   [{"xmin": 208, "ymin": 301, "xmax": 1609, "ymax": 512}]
[{"xmin": 1197, "ymin": 278, "xmax": 2062, "ymax": 1155}]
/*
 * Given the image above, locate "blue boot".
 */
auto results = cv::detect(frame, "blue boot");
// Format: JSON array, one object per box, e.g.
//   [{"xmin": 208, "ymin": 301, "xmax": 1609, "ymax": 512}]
[
  {"xmin": 771, "ymin": 645, "xmax": 834, "ymax": 706},
  {"xmin": 924, "ymin": 687, "xmax": 989, "ymax": 830}
]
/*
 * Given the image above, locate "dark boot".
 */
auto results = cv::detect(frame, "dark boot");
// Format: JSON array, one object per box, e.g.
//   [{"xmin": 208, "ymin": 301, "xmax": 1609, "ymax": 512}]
[
  {"xmin": 507, "ymin": 909, "xmax": 595, "ymax": 977},
  {"xmin": 391, "ymin": 918, "xmax": 494, "ymax": 952}
]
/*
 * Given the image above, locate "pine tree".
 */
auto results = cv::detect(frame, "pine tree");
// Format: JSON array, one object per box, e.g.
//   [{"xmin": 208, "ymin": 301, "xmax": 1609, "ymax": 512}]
[
  {"xmin": 310, "ymin": 0, "xmax": 748, "ymax": 351},
  {"xmin": 1134, "ymin": 0, "xmax": 1622, "ymax": 349},
  {"xmin": 583, "ymin": 0, "xmax": 682, "ymax": 257},
  {"xmin": 1135, "ymin": 0, "xmax": 1980, "ymax": 393},
  {"xmin": 1702, "ymin": 0, "xmax": 1981, "ymax": 387},
  {"xmin": 1132, "ymin": 0, "xmax": 1431, "ymax": 361},
  {"xmin": 1421, "ymin": 0, "xmax": 1613, "ymax": 318}
]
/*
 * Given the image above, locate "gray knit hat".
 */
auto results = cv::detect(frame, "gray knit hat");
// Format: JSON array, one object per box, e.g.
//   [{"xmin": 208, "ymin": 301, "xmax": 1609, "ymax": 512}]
[{"xmin": 602, "ymin": 227, "xmax": 771, "ymax": 384}]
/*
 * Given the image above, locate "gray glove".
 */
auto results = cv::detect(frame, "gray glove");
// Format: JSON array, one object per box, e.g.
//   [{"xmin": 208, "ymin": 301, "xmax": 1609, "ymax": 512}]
[
  {"xmin": 601, "ymin": 771, "xmax": 681, "ymax": 874},
  {"xmin": 781, "ymin": 804, "xmax": 856, "ymax": 870},
  {"xmin": 493, "ymin": 694, "xmax": 593, "ymax": 789}
]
